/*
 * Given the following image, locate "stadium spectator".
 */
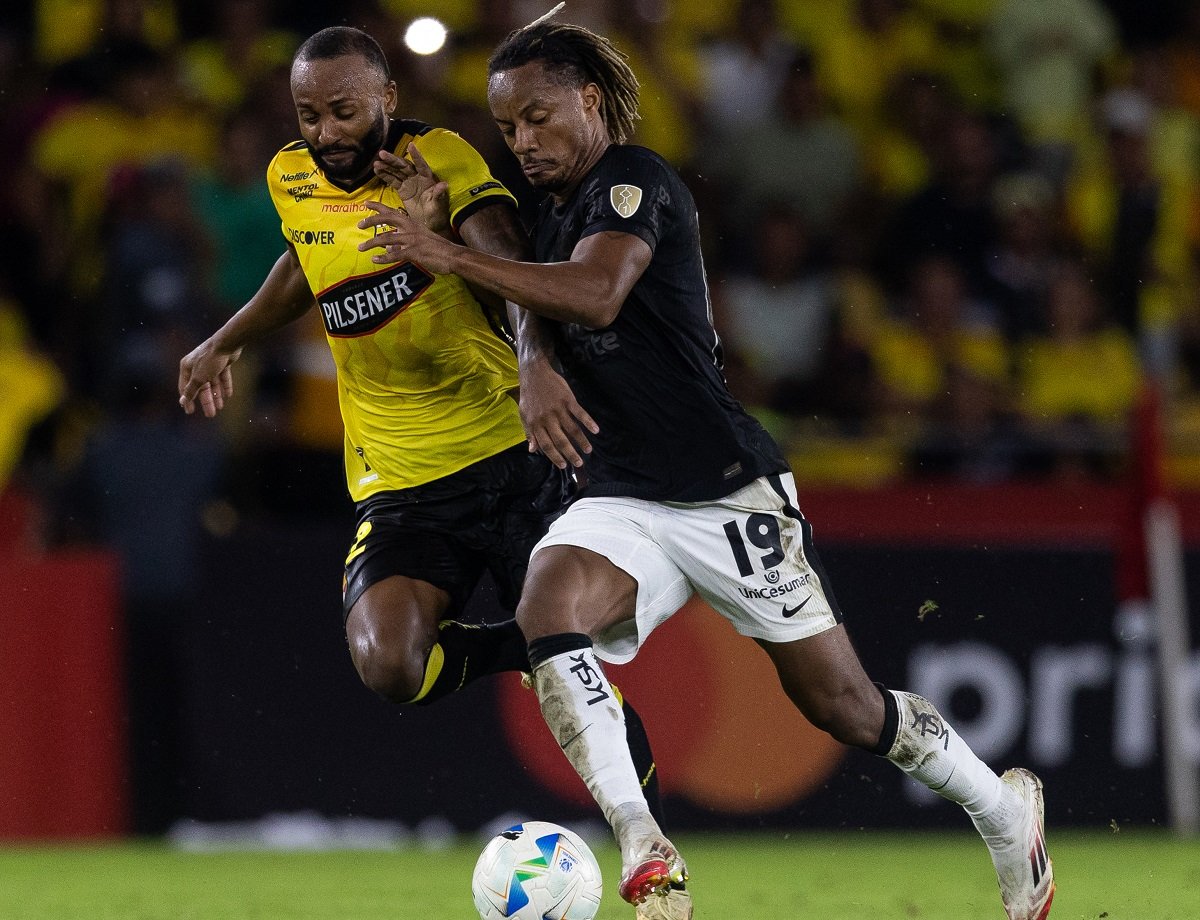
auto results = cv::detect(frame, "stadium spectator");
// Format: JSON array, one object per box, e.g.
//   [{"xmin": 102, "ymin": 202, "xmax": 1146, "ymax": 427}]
[
  {"xmin": 100, "ymin": 159, "xmax": 217, "ymax": 400},
  {"xmin": 876, "ymin": 105, "xmax": 1003, "ymax": 298},
  {"xmin": 858, "ymin": 68, "xmax": 953, "ymax": 201},
  {"xmin": 178, "ymin": 0, "xmax": 300, "ymax": 115},
  {"xmin": 869, "ymin": 254, "xmax": 1009, "ymax": 435},
  {"xmin": 360, "ymin": 17, "xmax": 1055, "ymax": 920},
  {"xmin": 1016, "ymin": 257, "xmax": 1141, "ymax": 477},
  {"xmin": 985, "ymin": 0, "xmax": 1118, "ymax": 183},
  {"xmin": 32, "ymin": 0, "xmax": 178, "ymax": 67},
  {"xmin": 711, "ymin": 48, "xmax": 864, "ymax": 255},
  {"xmin": 984, "ymin": 170, "xmax": 1064, "ymax": 341},
  {"xmin": 695, "ymin": 0, "xmax": 802, "ymax": 137},
  {"xmin": 710, "ymin": 205, "xmax": 839, "ymax": 421},
  {"xmin": 809, "ymin": 0, "xmax": 940, "ymax": 133},
  {"xmin": 28, "ymin": 40, "xmax": 216, "ymax": 303},
  {"xmin": 1064, "ymin": 85, "xmax": 1200, "ymax": 378}
]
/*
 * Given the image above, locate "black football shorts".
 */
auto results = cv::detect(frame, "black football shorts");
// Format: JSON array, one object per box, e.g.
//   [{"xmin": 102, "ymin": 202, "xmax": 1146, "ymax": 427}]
[{"xmin": 341, "ymin": 443, "xmax": 567, "ymax": 621}]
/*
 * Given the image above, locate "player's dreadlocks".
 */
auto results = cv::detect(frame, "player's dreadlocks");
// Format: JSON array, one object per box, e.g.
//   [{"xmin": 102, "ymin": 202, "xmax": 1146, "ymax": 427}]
[{"xmin": 487, "ymin": 5, "xmax": 641, "ymax": 144}]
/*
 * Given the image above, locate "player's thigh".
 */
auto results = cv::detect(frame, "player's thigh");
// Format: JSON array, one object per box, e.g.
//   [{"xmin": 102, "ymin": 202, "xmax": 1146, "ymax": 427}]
[
  {"xmin": 518, "ymin": 544, "xmax": 637, "ymax": 639},
  {"xmin": 519, "ymin": 498, "xmax": 690, "ymax": 663},
  {"xmin": 662, "ymin": 473, "xmax": 841, "ymax": 645}
]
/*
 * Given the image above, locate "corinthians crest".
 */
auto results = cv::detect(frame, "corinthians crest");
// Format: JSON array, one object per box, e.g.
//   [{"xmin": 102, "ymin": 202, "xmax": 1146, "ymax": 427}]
[{"xmin": 610, "ymin": 184, "xmax": 643, "ymax": 218}]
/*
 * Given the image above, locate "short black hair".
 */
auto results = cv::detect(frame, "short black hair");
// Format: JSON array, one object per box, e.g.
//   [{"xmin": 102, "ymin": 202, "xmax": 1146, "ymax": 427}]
[
  {"xmin": 294, "ymin": 26, "xmax": 390, "ymax": 81},
  {"xmin": 488, "ymin": 20, "xmax": 640, "ymax": 144}
]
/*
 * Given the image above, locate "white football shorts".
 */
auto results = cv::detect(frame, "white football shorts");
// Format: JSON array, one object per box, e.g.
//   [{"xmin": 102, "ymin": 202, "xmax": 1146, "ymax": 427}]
[{"xmin": 530, "ymin": 471, "xmax": 842, "ymax": 664}]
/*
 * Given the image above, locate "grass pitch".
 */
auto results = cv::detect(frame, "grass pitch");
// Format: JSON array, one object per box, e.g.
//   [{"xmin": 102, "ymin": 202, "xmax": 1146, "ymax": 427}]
[{"xmin": 1, "ymin": 829, "xmax": 1197, "ymax": 919}]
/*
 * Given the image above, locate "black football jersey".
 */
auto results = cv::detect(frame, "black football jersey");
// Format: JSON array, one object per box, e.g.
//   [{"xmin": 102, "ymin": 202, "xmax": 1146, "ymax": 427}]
[{"xmin": 532, "ymin": 145, "xmax": 788, "ymax": 502}]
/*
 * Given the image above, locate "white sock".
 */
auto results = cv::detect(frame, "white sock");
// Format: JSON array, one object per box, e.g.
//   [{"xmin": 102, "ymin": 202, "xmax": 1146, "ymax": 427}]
[
  {"xmin": 531, "ymin": 648, "xmax": 650, "ymax": 827},
  {"xmin": 885, "ymin": 690, "xmax": 1008, "ymax": 833}
]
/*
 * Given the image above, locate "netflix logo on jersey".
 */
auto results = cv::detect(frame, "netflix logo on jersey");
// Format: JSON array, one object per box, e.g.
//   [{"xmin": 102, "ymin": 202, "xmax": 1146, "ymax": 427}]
[{"xmin": 318, "ymin": 263, "xmax": 434, "ymax": 337}]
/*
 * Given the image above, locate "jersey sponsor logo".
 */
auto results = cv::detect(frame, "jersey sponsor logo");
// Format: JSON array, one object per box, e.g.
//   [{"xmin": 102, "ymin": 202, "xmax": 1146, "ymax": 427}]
[
  {"xmin": 567, "ymin": 652, "xmax": 610, "ymax": 706},
  {"xmin": 281, "ymin": 170, "xmax": 313, "ymax": 182},
  {"xmin": 610, "ymin": 184, "xmax": 643, "ymax": 218},
  {"xmin": 288, "ymin": 182, "xmax": 319, "ymax": 201},
  {"xmin": 738, "ymin": 577, "xmax": 806, "ymax": 600},
  {"xmin": 287, "ymin": 227, "xmax": 335, "ymax": 245},
  {"xmin": 565, "ymin": 327, "xmax": 620, "ymax": 364},
  {"xmin": 317, "ymin": 263, "xmax": 434, "ymax": 337},
  {"xmin": 782, "ymin": 595, "xmax": 813, "ymax": 618},
  {"xmin": 468, "ymin": 180, "xmax": 502, "ymax": 196},
  {"xmin": 322, "ymin": 202, "xmax": 370, "ymax": 213}
]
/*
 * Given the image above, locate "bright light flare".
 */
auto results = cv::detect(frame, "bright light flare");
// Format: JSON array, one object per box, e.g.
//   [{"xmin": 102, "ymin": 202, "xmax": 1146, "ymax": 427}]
[{"xmin": 404, "ymin": 17, "xmax": 447, "ymax": 56}]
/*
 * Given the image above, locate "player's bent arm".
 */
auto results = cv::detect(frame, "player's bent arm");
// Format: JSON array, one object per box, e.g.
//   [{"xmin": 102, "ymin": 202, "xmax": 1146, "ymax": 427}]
[
  {"xmin": 213, "ymin": 246, "xmax": 315, "ymax": 348},
  {"xmin": 443, "ymin": 230, "xmax": 652, "ymax": 329},
  {"xmin": 454, "ymin": 202, "xmax": 554, "ymax": 359},
  {"xmin": 456, "ymin": 201, "xmax": 599, "ymax": 466},
  {"xmin": 179, "ymin": 247, "xmax": 314, "ymax": 416}
]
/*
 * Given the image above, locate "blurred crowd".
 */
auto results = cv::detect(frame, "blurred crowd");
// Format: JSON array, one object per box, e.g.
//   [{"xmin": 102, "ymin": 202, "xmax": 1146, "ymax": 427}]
[{"xmin": 4, "ymin": 0, "xmax": 1200, "ymax": 544}]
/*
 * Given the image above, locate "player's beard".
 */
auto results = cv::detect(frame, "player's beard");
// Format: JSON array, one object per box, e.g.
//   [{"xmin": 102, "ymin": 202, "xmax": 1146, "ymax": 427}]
[{"xmin": 309, "ymin": 114, "xmax": 389, "ymax": 184}]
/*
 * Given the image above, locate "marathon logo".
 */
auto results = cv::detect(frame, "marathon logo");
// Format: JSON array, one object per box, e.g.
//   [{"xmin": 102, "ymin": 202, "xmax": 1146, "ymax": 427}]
[
  {"xmin": 469, "ymin": 181, "xmax": 502, "ymax": 196},
  {"xmin": 287, "ymin": 227, "xmax": 335, "ymax": 245},
  {"xmin": 318, "ymin": 263, "xmax": 433, "ymax": 337},
  {"xmin": 322, "ymin": 202, "xmax": 369, "ymax": 213}
]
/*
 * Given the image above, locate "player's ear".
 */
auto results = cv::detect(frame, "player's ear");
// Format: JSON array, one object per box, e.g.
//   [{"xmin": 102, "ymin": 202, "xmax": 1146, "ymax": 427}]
[
  {"xmin": 383, "ymin": 80, "xmax": 398, "ymax": 115},
  {"xmin": 581, "ymin": 82, "xmax": 602, "ymax": 119}
]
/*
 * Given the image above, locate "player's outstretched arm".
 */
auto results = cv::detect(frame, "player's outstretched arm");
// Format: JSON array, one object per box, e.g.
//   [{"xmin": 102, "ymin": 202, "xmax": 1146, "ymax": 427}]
[
  {"xmin": 179, "ymin": 247, "xmax": 314, "ymax": 418},
  {"xmin": 358, "ymin": 204, "xmax": 651, "ymax": 328}
]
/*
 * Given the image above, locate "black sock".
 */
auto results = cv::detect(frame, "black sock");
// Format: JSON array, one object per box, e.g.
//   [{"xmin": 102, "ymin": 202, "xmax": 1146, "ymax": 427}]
[
  {"xmin": 409, "ymin": 619, "xmax": 530, "ymax": 706},
  {"xmin": 869, "ymin": 681, "xmax": 900, "ymax": 756},
  {"xmin": 620, "ymin": 694, "xmax": 665, "ymax": 827}
]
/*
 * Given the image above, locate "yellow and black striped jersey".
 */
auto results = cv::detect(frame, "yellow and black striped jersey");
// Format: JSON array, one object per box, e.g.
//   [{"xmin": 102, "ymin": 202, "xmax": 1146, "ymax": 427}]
[{"xmin": 267, "ymin": 119, "xmax": 527, "ymax": 501}]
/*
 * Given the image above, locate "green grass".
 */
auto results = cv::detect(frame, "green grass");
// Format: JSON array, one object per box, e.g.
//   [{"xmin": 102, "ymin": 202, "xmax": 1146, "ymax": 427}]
[{"xmin": 0, "ymin": 830, "xmax": 1197, "ymax": 919}]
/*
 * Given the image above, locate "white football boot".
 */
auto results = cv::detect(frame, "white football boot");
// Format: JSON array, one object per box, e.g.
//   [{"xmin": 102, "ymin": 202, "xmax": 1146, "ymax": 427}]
[
  {"xmin": 614, "ymin": 803, "xmax": 688, "ymax": 907},
  {"xmin": 634, "ymin": 884, "xmax": 694, "ymax": 920},
  {"xmin": 980, "ymin": 768, "xmax": 1055, "ymax": 920}
]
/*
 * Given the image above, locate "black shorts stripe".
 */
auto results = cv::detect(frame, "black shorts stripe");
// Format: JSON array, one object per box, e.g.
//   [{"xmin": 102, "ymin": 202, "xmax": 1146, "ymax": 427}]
[{"xmin": 766, "ymin": 473, "xmax": 844, "ymax": 624}]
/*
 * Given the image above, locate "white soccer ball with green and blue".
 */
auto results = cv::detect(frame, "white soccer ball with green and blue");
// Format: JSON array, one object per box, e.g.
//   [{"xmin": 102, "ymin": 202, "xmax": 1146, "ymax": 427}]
[{"xmin": 471, "ymin": 820, "xmax": 603, "ymax": 920}]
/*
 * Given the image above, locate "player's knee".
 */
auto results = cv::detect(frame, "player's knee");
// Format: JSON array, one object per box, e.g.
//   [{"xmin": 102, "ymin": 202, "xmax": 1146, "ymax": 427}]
[{"xmin": 350, "ymin": 634, "xmax": 429, "ymax": 704}]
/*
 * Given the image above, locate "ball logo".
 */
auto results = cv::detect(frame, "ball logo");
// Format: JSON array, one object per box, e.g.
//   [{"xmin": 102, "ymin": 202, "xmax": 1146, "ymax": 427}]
[{"xmin": 610, "ymin": 184, "xmax": 642, "ymax": 218}]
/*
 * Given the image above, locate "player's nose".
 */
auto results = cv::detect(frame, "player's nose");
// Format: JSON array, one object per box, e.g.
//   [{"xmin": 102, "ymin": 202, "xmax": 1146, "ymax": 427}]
[
  {"xmin": 317, "ymin": 117, "xmax": 343, "ymax": 146},
  {"xmin": 513, "ymin": 123, "xmax": 537, "ymax": 153}
]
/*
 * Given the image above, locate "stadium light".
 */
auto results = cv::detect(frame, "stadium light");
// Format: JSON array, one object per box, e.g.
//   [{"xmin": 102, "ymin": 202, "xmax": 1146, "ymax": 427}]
[{"xmin": 404, "ymin": 17, "xmax": 447, "ymax": 56}]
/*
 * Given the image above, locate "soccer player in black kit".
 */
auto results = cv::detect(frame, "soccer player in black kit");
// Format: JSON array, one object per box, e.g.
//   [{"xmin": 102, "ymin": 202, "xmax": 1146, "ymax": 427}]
[{"xmin": 360, "ymin": 11, "xmax": 1055, "ymax": 920}]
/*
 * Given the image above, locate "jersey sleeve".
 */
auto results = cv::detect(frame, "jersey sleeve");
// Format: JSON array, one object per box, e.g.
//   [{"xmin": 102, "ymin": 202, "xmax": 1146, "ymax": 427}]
[
  {"xmin": 409, "ymin": 128, "xmax": 516, "ymax": 231},
  {"xmin": 577, "ymin": 147, "xmax": 674, "ymax": 253}
]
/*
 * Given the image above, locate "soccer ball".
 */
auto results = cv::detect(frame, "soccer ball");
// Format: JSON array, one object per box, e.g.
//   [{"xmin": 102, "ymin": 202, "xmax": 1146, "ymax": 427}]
[{"xmin": 471, "ymin": 820, "xmax": 603, "ymax": 920}]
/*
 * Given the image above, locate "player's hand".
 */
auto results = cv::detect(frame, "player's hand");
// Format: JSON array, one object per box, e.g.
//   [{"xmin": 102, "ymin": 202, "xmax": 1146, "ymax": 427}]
[
  {"xmin": 178, "ymin": 339, "xmax": 242, "ymax": 417},
  {"xmin": 373, "ymin": 144, "xmax": 451, "ymax": 237},
  {"xmin": 518, "ymin": 358, "xmax": 598, "ymax": 469},
  {"xmin": 358, "ymin": 202, "xmax": 457, "ymax": 274}
]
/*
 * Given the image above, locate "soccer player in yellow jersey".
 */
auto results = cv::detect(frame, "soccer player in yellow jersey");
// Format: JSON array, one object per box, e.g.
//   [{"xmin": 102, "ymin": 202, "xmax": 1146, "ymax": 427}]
[{"xmin": 176, "ymin": 26, "xmax": 667, "ymax": 842}]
